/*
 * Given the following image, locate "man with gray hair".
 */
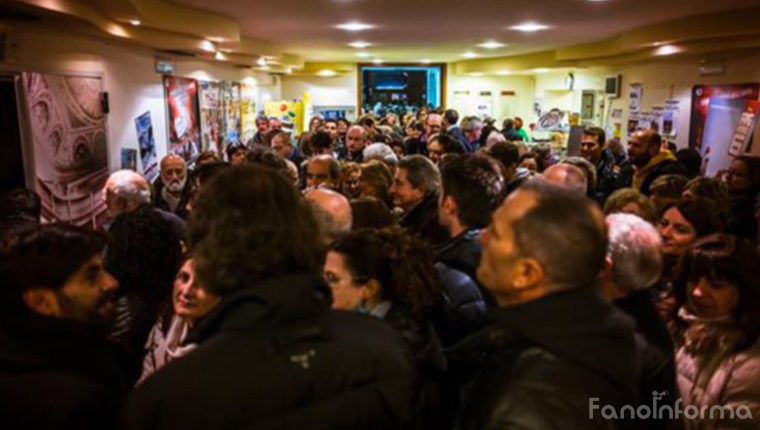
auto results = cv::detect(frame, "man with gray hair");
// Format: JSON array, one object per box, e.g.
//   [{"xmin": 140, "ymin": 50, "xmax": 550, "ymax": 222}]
[
  {"xmin": 363, "ymin": 143, "xmax": 398, "ymax": 168},
  {"xmin": 542, "ymin": 163, "xmax": 588, "ymax": 196},
  {"xmin": 460, "ymin": 116, "xmax": 482, "ymax": 151},
  {"xmin": 390, "ymin": 155, "xmax": 448, "ymax": 246},
  {"xmin": 602, "ymin": 213, "xmax": 675, "ymax": 429},
  {"xmin": 304, "ymin": 188, "xmax": 352, "ymax": 246}
]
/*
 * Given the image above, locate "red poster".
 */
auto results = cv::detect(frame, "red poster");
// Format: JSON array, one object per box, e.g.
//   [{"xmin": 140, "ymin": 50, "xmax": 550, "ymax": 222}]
[
  {"xmin": 164, "ymin": 76, "xmax": 202, "ymax": 162},
  {"xmin": 689, "ymin": 83, "xmax": 760, "ymax": 151}
]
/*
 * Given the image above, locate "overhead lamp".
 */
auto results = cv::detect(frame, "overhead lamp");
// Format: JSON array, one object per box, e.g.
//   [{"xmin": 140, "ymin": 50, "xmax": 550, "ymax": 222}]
[
  {"xmin": 200, "ymin": 41, "xmax": 216, "ymax": 53},
  {"xmin": 373, "ymin": 59, "xmax": 384, "ymax": 64},
  {"xmin": 214, "ymin": 51, "xmax": 227, "ymax": 61},
  {"xmin": 533, "ymin": 68, "xmax": 550, "ymax": 73},
  {"xmin": 510, "ymin": 22, "xmax": 550, "ymax": 32},
  {"xmin": 496, "ymin": 70, "xmax": 512, "ymax": 75},
  {"xmin": 420, "ymin": 59, "xmax": 433, "ymax": 64},
  {"xmin": 336, "ymin": 22, "xmax": 374, "ymax": 32},
  {"xmin": 654, "ymin": 45, "xmax": 682, "ymax": 56},
  {"xmin": 356, "ymin": 52, "xmax": 372, "ymax": 58},
  {"xmin": 478, "ymin": 41, "xmax": 506, "ymax": 49},
  {"xmin": 462, "ymin": 51, "xmax": 478, "ymax": 59},
  {"xmin": 348, "ymin": 41, "xmax": 372, "ymax": 48},
  {"xmin": 257, "ymin": 57, "xmax": 268, "ymax": 66},
  {"xmin": 285, "ymin": 67, "xmax": 293, "ymax": 74},
  {"xmin": 129, "ymin": 20, "xmax": 141, "ymax": 26},
  {"xmin": 318, "ymin": 69, "xmax": 337, "ymax": 77}
]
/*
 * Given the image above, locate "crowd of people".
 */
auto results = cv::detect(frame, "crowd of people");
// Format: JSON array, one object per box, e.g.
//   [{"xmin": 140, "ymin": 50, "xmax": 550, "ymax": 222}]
[{"xmin": 1, "ymin": 105, "xmax": 760, "ymax": 430}]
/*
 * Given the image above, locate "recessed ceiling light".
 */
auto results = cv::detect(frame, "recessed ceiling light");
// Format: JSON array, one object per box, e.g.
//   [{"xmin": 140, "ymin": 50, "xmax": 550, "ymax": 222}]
[
  {"xmin": 420, "ymin": 59, "xmax": 433, "ymax": 64},
  {"xmin": 654, "ymin": 45, "xmax": 682, "ymax": 56},
  {"xmin": 478, "ymin": 41, "xmax": 507, "ymax": 49},
  {"xmin": 462, "ymin": 51, "xmax": 478, "ymax": 59},
  {"xmin": 257, "ymin": 57, "xmax": 268, "ymax": 66},
  {"xmin": 496, "ymin": 70, "xmax": 512, "ymax": 75},
  {"xmin": 356, "ymin": 52, "xmax": 372, "ymax": 58},
  {"xmin": 336, "ymin": 22, "xmax": 374, "ymax": 32},
  {"xmin": 373, "ymin": 59, "xmax": 384, "ymax": 64},
  {"xmin": 285, "ymin": 68, "xmax": 292, "ymax": 74},
  {"xmin": 215, "ymin": 51, "xmax": 227, "ymax": 61},
  {"xmin": 348, "ymin": 41, "xmax": 372, "ymax": 49},
  {"xmin": 129, "ymin": 20, "xmax": 141, "ymax": 26},
  {"xmin": 510, "ymin": 22, "xmax": 550, "ymax": 32},
  {"xmin": 533, "ymin": 68, "xmax": 550, "ymax": 73},
  {"xmin": 318, "ymin": 69, "xmax": 337, "ymax": 77},
  {"xmin": 200, "ymin": 41, "xmax": 216, "ymax": 52}
]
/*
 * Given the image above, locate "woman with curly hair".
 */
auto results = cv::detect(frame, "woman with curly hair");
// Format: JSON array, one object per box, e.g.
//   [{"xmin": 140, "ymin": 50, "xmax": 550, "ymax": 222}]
[{"xmin": 667, "ymin": 235, "xmax": 760, "ymax": 428}]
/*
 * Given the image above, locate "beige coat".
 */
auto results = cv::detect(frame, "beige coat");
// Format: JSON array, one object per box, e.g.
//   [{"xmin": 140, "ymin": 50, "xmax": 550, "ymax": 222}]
[{"xmin": 676, "ymin": 335, "xmax": 760, "ymax": 429}]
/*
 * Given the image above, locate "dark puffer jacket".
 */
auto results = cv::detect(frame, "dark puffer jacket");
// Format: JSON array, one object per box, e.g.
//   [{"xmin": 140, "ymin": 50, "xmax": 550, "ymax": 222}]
[
  {"xmin": 445, "ymin": 288, "xmax": 641, "ymax": 430},
  {"xmin": 121, "ymin": 274, "xmax": 417, "ymax": 430}
]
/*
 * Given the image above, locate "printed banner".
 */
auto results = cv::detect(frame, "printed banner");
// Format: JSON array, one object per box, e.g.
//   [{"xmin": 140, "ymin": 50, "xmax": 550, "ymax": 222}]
[
  {"xmin": 135, "ymin": 111, "xmax": 158, "ymax": 181},
  {"xmin": 689, "ymin": 83, "xmax": 760, "ymax": 151},
  {"xmin": 164, "ymin": 75, "xmax": 202, "ymax": 162}
]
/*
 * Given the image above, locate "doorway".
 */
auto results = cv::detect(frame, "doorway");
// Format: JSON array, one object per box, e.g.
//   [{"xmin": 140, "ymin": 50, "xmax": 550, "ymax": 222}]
[{"xmin": 0, "ymin": 75, "xmax": 25, "ymax": 194}]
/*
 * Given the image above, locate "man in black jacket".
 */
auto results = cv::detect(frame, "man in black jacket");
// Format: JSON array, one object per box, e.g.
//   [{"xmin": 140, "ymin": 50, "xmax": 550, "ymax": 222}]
[
  {"xmin": 152, "ymin": 154, "xmax": 193, "ymax": 219},
  {"xmin": 0, "ymin": 224, "xmax": 125, "ymax": 429},
  {"xmin": 447, "ymin": 180, "xmax": 640, "ymax": 430},
  {"xmin": 390, "ymin": 155, "xmax": 450, "ymax": 247},
  {"xmin": 628, "ymin": 129, "xmax": 685, "ymax": 196},
  {"xmin": 581, "ymin": 126, "xmax": 632, "ymax": 204},
  {"xmin": 123, "ymin": 166, "xmax": 417, "ymax": 430}
]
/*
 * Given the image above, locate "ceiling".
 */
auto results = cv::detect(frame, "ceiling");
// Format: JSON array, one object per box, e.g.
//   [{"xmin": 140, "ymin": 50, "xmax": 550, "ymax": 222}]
[{"xmin": 168, "ymin": 0, "xmax": 760, "ymax": 62}]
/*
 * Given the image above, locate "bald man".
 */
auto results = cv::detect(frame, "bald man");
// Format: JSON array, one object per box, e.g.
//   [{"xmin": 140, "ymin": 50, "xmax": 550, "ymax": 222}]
[
  {"xmin": 627, "ymin": 129, "xmax": 686, "ymax": 196},
  {"xmin": 153, "ymin": 154, "xmax": 192, "ymax": 219},
  {"xmin": 103, "ymin": 170, "xmax": 151, "ymax": 217},
  {"xmin": 305, "ymin": 188, "xmax": 352, "ymax": 246},
  {"xmin": 542, "ymin": 164, "xmax": 588, "ymax": 196}
]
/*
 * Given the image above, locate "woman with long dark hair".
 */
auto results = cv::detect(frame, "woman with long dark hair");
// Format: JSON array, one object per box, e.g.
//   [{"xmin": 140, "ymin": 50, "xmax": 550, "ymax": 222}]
[{"xmin": 667, "ymin": 235, "xmax": 760, "ymax": 428}]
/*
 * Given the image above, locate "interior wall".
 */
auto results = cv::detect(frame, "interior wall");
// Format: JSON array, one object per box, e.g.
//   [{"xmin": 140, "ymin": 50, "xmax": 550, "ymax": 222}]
[
  {"xmin": 281, "ymin": 68, "xmax": 358, "ymax": 117},
  {"xmin": 446, "ymin": 72, "xmax": 536, "ymax": 125},
  {"xmin": 1, "ymin": 21, "xmax": 279, "ymax": 173}
]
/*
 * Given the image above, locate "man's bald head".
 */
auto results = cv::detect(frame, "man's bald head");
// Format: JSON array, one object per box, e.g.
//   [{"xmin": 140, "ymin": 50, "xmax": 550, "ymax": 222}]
[
  {"xmin": 542, "ymin": 164, "xmax": 588, "ymax": 195},
  {"xmin": 305, "ymin": 188, "xmax": 353, "ymax": 245},
  {"xmin": 104, "ymin": 170, "xmax": 151, "ymax": 217}
]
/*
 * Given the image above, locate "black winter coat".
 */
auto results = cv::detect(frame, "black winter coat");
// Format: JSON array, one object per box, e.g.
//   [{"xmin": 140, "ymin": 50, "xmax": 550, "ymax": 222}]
[
  {"xmin": 400, "ymin": 193, "xmax": 450, "ymax": 248},
  {"xmin": 0, "ymin": 313, "xmax": 127, "ymax": 430},
  {"xmin": 122, "ymin": 274, "xmax": 417, "ymax": 430},
  {"xmin": 446, "ymin": 288, "xmax": 641, "ymax": 430}
]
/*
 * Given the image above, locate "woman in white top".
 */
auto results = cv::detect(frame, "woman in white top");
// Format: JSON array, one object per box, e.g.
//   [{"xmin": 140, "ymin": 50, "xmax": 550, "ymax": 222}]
[{"xmin": 137, "ymin": 257, "xmax": 220, "ymax": 384}]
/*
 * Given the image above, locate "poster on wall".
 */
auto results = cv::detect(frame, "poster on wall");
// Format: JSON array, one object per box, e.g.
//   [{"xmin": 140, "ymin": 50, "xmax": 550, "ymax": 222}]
[
  {"xmin": 240, "ymin": 83, "xmax": 257, "ymax": 144},
  {"xmin": 121, "ymin": 149, "xmax": 137, "ymax": 171},
  {"xmin": 164, "ymin": 75, "xmax": 202, "ymax": 162},
  {"xmin": 265, "ymin": 101, "xmax": 305, "ymax": 136},
  {"xmin": 662, "ymin": 100, "xmax": 680, "ymax": 138},
  {"xmin": 135, "ymin": 111, "xmax": 158, "ymax": 182},
  {"xmin": 629, "ymin": 84, "xmax": 643, "ymax": 113},
  {"xmin": 689, "ymin": 83, "xmax": 760, "ymax": 151},
  {"xmin": 20, "ymin": 72, "xmax": 109, "ymax": 228},
  {"xmin": 199, "ymin": 80, "xmax": 223, "ymax": 155},
  {"xmin": 221, "ymin": 81, "xmax": 242, "ymax": 144},
  {"xmin": 700, "ymin": 98, "xmax": 760, "ymax": 177},
  {"xmin": 476, "ymin": 91, "xmax": 494, "ymax": 119}
]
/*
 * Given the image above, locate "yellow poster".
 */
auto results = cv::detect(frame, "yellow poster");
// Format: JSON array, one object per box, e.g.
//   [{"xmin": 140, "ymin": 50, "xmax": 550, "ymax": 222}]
[
  {"xmin": 240, "ymin": 83, "xmax": 257, "ymax": 144},
  {"xmin": 265, "ymin": 100, "xmax": 305, "ymax": 135}
]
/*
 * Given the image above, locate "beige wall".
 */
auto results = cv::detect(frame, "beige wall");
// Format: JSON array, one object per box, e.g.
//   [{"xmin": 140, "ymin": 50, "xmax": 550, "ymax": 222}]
[
  {"xmin": 2, "ymin": 21, "xmax": 278, "ymax": 173},
  {"xmin": 281, "ymin": 67, "xmax": 358, "ymax": 119},
  {"xmin": 446, "ymin": 72, "xmax": 536, "ymax": 125}
]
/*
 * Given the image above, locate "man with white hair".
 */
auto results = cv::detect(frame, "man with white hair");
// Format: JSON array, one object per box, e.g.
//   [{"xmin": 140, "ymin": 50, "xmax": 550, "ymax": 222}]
[
  {"xmin": 542, "ymin": 164, "xmax": 588, "ymax": 196},
  {"xmin": 341, "ymin": 125, "xmax": 368, "ymax": 163},
  {"xmin": 363, "ymin": 143, "xmax": 398, "ymax": 168},
  {"xmin": 103, "ymin": 169, "xmax": 185, "ymax": 234},
  {"xmin": 602, "ymin": 213, "xmax": 675, "ymax": 429}
]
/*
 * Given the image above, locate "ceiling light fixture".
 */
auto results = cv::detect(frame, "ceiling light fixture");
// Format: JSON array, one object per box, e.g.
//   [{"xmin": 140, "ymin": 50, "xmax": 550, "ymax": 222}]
[
  {"xmin": 478, "ymin": 41, "xmax": 506, "ymax": 49},
  {"xmin": 348, "ymin": 41, "xmax": 372, "ymax": 48},
  {"xmin": 215, "ymin": 51, "xmax": 227, "ymax": 61},
  {"xmin": 496, "ymin": 70, "xmax": 512, "ymax": 75},
  {"xmin": 462, "ymin": 51, "xmax": 478, "ymax": 59},
  {"xmin": 200, "ymin": 41, "xmax": 216, "ymax": 52},
  {"xmin": 129, "ymin": 20, "xmax": 141, "ymax": 26},
  {"xmin": 510, "ymin": 22, "xmax": 550, "ymax": 32},
  {"xmin": 257, "ymin": 57, "xmax": 268, "ymax": 66},
  {"xmin": 356, "ymin": 52, "xmax": 372, "ymax": 58},
  {"xmin": 654, "ymin": 45, "xmax": 682, "ymax": 56},
  {"xmin": 373, "ymin": 59, "xmax": 384, "ymax": 64},
  {"xmin": 420, "ymin": 59, "xmax": 433, "ymax": 64},
  {"xmin": 533, "ymin": 68, "xmax": 550, "ymax": 73},
  {"xmin": 336, "ymin": 22, "xmax": 374, "ymax": 32},
  {"xmin": 318, "ymin": 69, "xmax": 337, "ymax": 77}
]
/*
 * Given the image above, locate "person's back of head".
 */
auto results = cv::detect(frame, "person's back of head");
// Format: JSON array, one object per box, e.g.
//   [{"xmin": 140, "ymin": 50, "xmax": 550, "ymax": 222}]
[
  {"xmin": 502, "ymin": 118, "xmax": 514, "ymax": 132},
  {"xmin": 542, "ymin": 164, "xmax": 588, "ymax": 195},
  {"xmin": 444, "ymin": 109, "xmax": 459, "ymax": 127},
  {"xmin": 682, "ymin": 176, "xmax": 731, "ymax": 224},
  {"xmin": 105, "ymin": 170, "xmax": 151, "ymax": 217},
  {"xmin": 440, "ymin": 154, "xmax": 505, "ymax": 230},
  {"xmin": 350, "ymin": 197, "xmax": 397, "ymax": 230},
  {"xmin": 433, "ymin": 133, "xmax": 466, "ymax": 155},
  {"xmin": 105, "ymin": 205, "xmax": 183, "ymax": 302},
  {"xmin": 604, "ymin": 213, "xmax": 663, "ymax": 297},
  {"xmin": 650, "ymin": 174, "xmax": 689, "ymax": 211},
  {"xmin": 363, "ymin": 143, "xmax": 399, "ymax": 167},
  {"xmin": 245, "ymin": 146, "xmax": 291, "ymax": 181},
  {"xmin": 0, "ymin": 188, "xmax": 41, "ymax": 226},
  {"xmin": 675, "ymin": 148, "xmax": 702, "ymax": 179},
  {"xmin": 188, "ymin": 166, "xmax": 324, "ymax": 296},
  {"xmin": 561, "ymin": 156, "xmax": 597, "ymax": 195},
  {"xmin": 305, "ymin": 188, "xmax": 353, "ymax": 245},
  {"xmin": 604, "ymin": 188, "xmax": 659, "ymax": 224},
  {"xmin": 487, "ymin": 141, "xmax": 520, "ymax": 170}
]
